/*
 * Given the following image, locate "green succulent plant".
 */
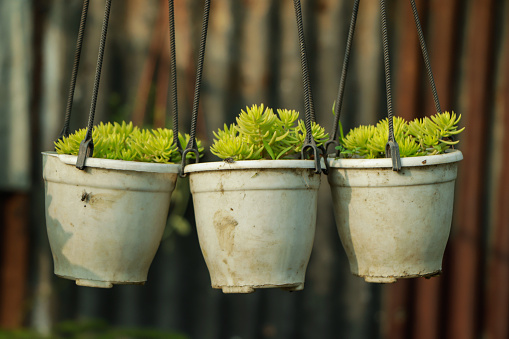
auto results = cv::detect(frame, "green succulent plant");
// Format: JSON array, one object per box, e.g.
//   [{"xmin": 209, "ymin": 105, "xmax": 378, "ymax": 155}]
[
  {"xmin": 55, "ymin": 121, "xmax": 204, "ymax": 163},
  {"xmin": 210, "ymin": 104, "xmax": 328, "ymax": 160},
  {"xmin": 336, "ymin": 111, "xmax": 464, "ymax": 158}
]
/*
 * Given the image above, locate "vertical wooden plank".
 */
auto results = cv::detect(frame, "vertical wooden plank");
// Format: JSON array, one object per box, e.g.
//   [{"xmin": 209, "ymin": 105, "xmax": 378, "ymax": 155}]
[
  {"xmin": 40, "ymin": 0, "xmax": 75, "ymax": 147},
  {"xmin": 313, "ymin": 0, "xmax": 344, "ymax": 136},
  {"xmin": 382, "ymin": 2, "xmax": 427, "ymax": 338},
  {"xmin": 412, "ymin": 278, "xmax": 442, "ymax": 339},
  {"xmin": 394, "ymin": 0, "xmax": 425, "ymax": 120},
  {"xmin": 0, "ymin": 0, "xmax": 32, "ymax": 191},
  {"xmin": 154, "ymin": 1, "xmax": 170, "ymax": 128},
  {"xmin": 238, "ymin": 0, "xmax": 274, "ymax": 104},
  {"xmin": 485, "ymin": 4, "xmax": 509, "ymax": 337},
  {"xmin": 381, "ymin": 281, "xmax": 411, "ymax": 339},
  {"xmin": 217, "ymin": 2, "xmax": 275, "ymax": 338},
  {"xmin": 447, "ymin": 0, "xmax": 496, "ymax": 338},
  {"xmin": 302, "ymin": 1, "xmax": 343, "ymax": 339},
  {"xmin": 30, "ymin": 0, "xmax": 61, "ymax": 335},
  {"xmin": 485, "ymin": 66, "xmax": 509, "ymax": 339},
  {"xmin": 276, "ymin": 0, "xmax": 304, "ymax": 113},
  {"xmin": 0, "ymin": 194, "xmax": 30, "ymax": 328},
  {"xmin": 411, "ymin": 1, "xmax": 460, "ymax": 339},
  {"xmin": 178, "ymin": 0, "xmax": 196, "ymax": 135},
  {"xmin": 120, "ymin": 0, "xmax": 160, "ymax": 119},
  {"xmin": 201, "ymin": 0, "xmax": 236, "ymax": 139},
  {"xmin": 131, "ymin": 0, "xmax": 166, "ymax": 126},
  {"xmin": 352, "ymin": 0, "xmax": 382, "ymax": 126},
  {"xmin": 424, "ymin": 0, "xmax": 460, "ymax": 112}
]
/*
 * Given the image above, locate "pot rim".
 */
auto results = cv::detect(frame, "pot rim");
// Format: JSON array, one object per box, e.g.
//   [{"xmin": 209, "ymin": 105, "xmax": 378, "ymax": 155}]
[
  {"xmin": 42, "ymin": 151, "xmax": 179, "ymax": 173},
  {"xmin": 327, "ymin": 149, "xmax": 463, "ymax": 169},
  {"xmin": 184, "ymin": 159, "xmax": 317, "ymax": 173}
]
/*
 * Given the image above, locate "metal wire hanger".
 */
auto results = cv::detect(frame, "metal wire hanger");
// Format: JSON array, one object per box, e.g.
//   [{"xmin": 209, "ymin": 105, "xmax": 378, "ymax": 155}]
[
  {"xmin": 57, "ymin": 0, "xmax": 90, "ymax": 142},
  {"xmin": 293, "ymin": 0, "xmax": 324, "ymax": 174},
  {"xmin": 61, "ymin": 0, "xmax": 188, "ymax": 170},
  {"xmin": 179, "ymin": 0, "xmax": 211, "ymax": 177},
  {"xmin": 326, "ymin": 0, "xmax": 442, "ymax": 172},
  {"xmin": 324, "ymin": 0, "xmax": 360, "ymax": 155},
  {"xmin": 76, "ymin": 0, "xmax": 112, "ymax": 170}
]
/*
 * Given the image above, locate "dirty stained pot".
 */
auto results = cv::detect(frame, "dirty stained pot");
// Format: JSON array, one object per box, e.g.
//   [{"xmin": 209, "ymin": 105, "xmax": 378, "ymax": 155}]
[
  {"xmin": 186, "ymin": 160, "xmax": 320, "ymax": 293},
  {"xmin": 42, "ymin": 152, "xmax": 179, "ymax": 288},
  {"xmin": 327, "ymin": 150, "xmax": 463, "ymax": 283}
]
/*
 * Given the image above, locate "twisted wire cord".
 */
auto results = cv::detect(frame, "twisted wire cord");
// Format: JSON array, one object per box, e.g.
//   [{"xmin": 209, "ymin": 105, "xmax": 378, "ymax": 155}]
[
  {"xmin": 59, "ymin": 0, "xmax": 90, "ymax": 140},
  {"xmin": 409, "ymin": 0, "xmax": 441, "ymax": 113},
  {"xmin": 187, "ymin": 0, "xmax": 211, "ymax": 150},
  {"xmin": 168, "ymin": 0, "xmax": 181, "ymax": 150},
  {"xmin": 84, "ymin": 0, "xmax": 112, "ymax": 141},
  {"xmin": 380, "ymin": 0, "xmax": 395, "ymax": 143},
  {"xmin": 293, "ymin": 0, "xmax": 314, "ymax": 142},
  {"xmin": 308, "ymin": 77, "xmax": 316, "ymax": 123},
  {"xmin": 330, "ymin": 0, "xmax": 360, "ymax": 142}
]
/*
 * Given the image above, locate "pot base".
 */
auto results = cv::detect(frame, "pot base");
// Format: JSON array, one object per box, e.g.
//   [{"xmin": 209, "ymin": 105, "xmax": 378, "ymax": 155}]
[
  {"xmin": 357, "ymin": 269, "xmax": 442, "ymax": 283},
  {"xmin": 218, "ymin": 282, "xmax": 304, "ymax": 294},
  {"xmin": 363, "ymin": 276, "xmax": 397, "ymax": 283},
  {"xmin": 57, "ymin": 274, "xmax": 146, "ymax": 288},
  {"xmin": 222, "ymin": 286, "xmax": 255, "ymax": 294},
  {"xmin": 76, "ymin": 279, "xmax": 114, "ymax": 289}
]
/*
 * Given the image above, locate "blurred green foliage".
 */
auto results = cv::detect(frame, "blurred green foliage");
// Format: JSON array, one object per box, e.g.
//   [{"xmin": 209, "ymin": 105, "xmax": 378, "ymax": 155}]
[{"xmin": 0, "ymin": 319, "xmax": 188, "ymax": 339}]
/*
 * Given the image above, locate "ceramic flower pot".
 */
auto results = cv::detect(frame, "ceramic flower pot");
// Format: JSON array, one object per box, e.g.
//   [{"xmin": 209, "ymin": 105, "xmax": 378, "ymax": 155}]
[
  {"xmin": 186, "ymin": 160, "xmax": 320, "ymax": 293},
  {"xmin": 327, "ymin": 150, "xmax": 463, "ymax": 283},
  {"xmin": 42, "ymin": 152, "xmax": 179, "ymax": 288}
]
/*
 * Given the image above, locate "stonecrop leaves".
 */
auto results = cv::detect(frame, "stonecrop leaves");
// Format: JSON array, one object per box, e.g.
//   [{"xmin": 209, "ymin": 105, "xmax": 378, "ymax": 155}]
[
  {"xmin": 210, "ymin": 104, "xmax": 328, "ymax": 160},
  {"xmin": 55, "ymin": 121, "xmax": 203, "ymax": 163},
  {"xmin": 337, "ymin": 111, "xmax": 464, "ymax": 158}
]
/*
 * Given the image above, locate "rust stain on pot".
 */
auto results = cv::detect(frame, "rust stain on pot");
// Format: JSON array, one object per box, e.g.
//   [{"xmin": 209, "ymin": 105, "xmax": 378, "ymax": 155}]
[
  {"xmin": 85, "ymin": 192, "xmax": 123, "ymax": 211},
  {"xmin": 213, "ymin": 210, "xmax": 238, "ymax": 255},
  {"xmin": 81, "ymin": 190, "xmax": 91, "ymax": 203}
]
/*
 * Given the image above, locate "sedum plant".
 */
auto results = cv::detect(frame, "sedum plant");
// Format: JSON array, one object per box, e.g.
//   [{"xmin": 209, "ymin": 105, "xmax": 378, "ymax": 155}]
[
  {"xmin": 55, "ymin": 121, "xmax": 203, "ymax": 163},
  {"xmin": 337, "ymin": 111, "xmax": 464, "ymax": 158},
  {"xmin": 210, "ymin": 104, "xmax": 328, "ymax": 160}
]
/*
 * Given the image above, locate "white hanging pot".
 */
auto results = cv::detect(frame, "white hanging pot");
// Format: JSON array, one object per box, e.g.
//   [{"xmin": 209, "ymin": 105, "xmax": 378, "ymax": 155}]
[
  {"xmin": 185, "ymin": 160, "xmax": 320, "ymax": 293},
  {"xmin": 42, "ymin": 152, "xmax": 179, "ymax": 288},
  {"xmin": 327, "ymin": 150, "xmax": 463, "ymax": 283}
]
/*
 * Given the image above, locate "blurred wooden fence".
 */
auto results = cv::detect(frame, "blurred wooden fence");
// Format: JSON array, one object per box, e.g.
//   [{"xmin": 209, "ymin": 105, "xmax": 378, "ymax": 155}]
[{"xmin": 1, "ymin": 0, "xmax": 508, "ymax": 338}]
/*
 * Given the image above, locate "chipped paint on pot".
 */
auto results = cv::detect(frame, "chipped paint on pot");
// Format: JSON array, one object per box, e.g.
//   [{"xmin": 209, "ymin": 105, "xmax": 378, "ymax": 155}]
[
  {"xmin": 186, "ymin": 160, "xmax": 320, "ymax": 293},
  {"xmin": 42, "ymin": 152, "xmax": 178, "ymax": 288},
  {"xmin": 327, "ymin": 150, "xmax": 463, "ymax": 283}
]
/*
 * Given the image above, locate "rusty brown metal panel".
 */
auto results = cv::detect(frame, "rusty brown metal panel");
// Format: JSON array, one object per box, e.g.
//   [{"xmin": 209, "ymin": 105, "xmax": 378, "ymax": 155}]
[
  {"xmin": 447, "ymin": 0, "xmax": 497, "ymax": 338},
  {"xmin": 0, "ymin": 193, "xmax": 30, "ymax": 328}
]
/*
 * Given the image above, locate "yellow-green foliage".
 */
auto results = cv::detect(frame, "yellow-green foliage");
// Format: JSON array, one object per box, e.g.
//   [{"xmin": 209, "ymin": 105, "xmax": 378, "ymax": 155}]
[
  {"xmin": 210, "ymin": 104, "xmax": 328, "ymax": 160},
  {"xmin": 337, "ymin": 111, "xmax": 464, "ymax": 158},
  {"xmin": 55, "ymin": 121, "xmax": 203, "ymax": 163}
]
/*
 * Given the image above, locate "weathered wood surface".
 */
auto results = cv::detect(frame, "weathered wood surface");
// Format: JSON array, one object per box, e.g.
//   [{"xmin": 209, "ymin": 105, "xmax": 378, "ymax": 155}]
[
  {"xmin": 0, "ymin": 0, "xmax": 32, "ymax": 191},
  {"xmin": 1, "ymin": 0, "xmax": 508, "ymax": 338}
]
